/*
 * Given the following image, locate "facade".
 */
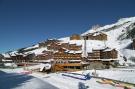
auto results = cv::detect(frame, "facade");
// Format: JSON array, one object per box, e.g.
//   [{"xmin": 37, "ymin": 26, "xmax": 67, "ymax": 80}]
[
  {"xmin": 53, "ymin": 60, "xmax": 83, "ymax": 71},
  {"xmin": 68, "ymin": 44, "xmax": 82, "ymax": 51},
  {"xmin": 36, "ymin": 51, "xmax": 53, "ymax": 60},
  {"xmin": 10, "ymin": 55, "xmax": 26, "ymax": 63},
  {"xmin": 61, "ymin": 43, "xmax": 82, "ymax": 51},
  {"xmin": 47, "ymin": 43, "xmax": 61, "ymax": 51},
  {"xmin": 47, "ymin": 42, "xmax": 82, "ymax": 51},
  {"xmin": 100, "ymin": 49, "xmax": 118, "ymax": 59},
  {"xmin": 83, "ymin": 32, "xmax": 107, "ymax": 41},
  {"xmin": 70, "ymin": 34, "xmax": 81, "ymax": 40},
  {"xmin": 53, "ymin": 52, "xmax": 82, "ymax": 60},
  {"xmin": 88, "ymin": 49, "xmax": 101, "ymax": 59},
  {"xmin": 88, "ymin": 48, "xmax": 118, "ymax": 60}
]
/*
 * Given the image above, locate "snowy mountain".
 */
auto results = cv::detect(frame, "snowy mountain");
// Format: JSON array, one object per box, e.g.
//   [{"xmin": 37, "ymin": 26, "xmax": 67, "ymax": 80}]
[{"xmin": 3, "ymin": 16, "xmax": 135, "ymax": 65}]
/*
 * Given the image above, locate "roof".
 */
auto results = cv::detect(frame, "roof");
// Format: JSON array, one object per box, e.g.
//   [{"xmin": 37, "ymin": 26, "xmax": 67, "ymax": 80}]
[{"xmin": 67, "ymin": 50, "xmax": 82, "ymax": 54}]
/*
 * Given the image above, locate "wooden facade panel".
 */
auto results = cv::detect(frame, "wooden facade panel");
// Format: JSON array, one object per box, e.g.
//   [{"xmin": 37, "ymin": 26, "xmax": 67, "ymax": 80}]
[
  {"xmin": 88, "ymin": 49, "xmax": 118, "ymax": 60},
  {"xmin": 53, "ymin": 53, "xmax": 82, "ymax": 60}
]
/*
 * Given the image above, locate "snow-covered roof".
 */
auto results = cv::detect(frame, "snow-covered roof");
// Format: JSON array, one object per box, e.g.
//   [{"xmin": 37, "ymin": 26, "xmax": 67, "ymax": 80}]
[
  {"xmin": 68, "ymin": 50, "xmax": 82, "ymax": 54},
  {"xmin": 68, "ymin": 60, "xmax": 81, "ymax": 62},
  {"xmin": 88, "ymin": 59, "xmax": 119, "ymax": 61},
  {"xmin": 2, "ymin": 53, "xmax": 11, "ymax": 58}
]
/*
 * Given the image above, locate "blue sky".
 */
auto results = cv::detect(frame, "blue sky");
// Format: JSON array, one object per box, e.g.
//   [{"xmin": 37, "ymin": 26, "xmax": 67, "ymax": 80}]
[{"xmin": 0, "ymin": 0, "xmax": 135, "ymax": 53}]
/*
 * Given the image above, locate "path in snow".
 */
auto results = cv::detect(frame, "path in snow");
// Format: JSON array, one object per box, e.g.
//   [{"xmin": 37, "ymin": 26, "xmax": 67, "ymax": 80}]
[{"xmin": 0, "ymin": 70, "xmax": 59, "ymax": 89}]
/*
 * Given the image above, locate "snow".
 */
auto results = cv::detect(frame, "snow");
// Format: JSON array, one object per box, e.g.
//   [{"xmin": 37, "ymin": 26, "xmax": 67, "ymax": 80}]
[
  {"xmin": 121, "ymin": 49, "xmax": 135, "ymax": 64},
  {"xmin": 68, "ymin": 50, "xmax": 82, "ymax": 53},
  {"xmin": 2, "ymin": 53, "xmax": 11, "ymax": 58},
  {"xmin": 0, "ymin": 69, "xmax": 58, "ymax": 89},
  {"xmin": 25, "ymin": 47, "xmax": 48, "ymax": 55},
  {"xmin": 31, "ymin": 68, "xmax": 135, "ymax": 89},
  {"xmin": 39, "ymin": 63, "xmax": 51, "ymax": 71},
  {"xmin": 24, "ymin": 44, "xmax": 39, "ymax": 50},
  {"xmin": 59, "ymin": 37, "xmax": 70, "ymax": 41},
  {"xmin": 1, "ymin": 65, "xmax": 135, "ymax": 89},
  {"xmin": 32, "ymin": 72, "xmax": 115, "ymax": 89}
]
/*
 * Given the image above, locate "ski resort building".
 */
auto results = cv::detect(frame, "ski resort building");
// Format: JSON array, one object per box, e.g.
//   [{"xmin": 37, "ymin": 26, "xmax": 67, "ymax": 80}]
[
  {"xmin": 82, "ymin": 32, "xmax": 107, "ymax": 41},
  {"xmin": 86, "ymin": 48, "xmax": 118, "ymax": 69},
  {"xmin": 47, "ymin": 42, "xmax": 82, "ymax": 51},
  {"xmin": 87, "ymin": 48, "xmax": 118, "ymax": 60},
  {"xmin": 53, "ymin": 50, "xmax": 82, "ymax": 60},
  {"xmin": 53, "ymin": 60, "xmax": 82, "ymax": 72},
  {"xmin": 52, "ymin": 48, "xmax": 83, "ymax": 71},
  {"xmin": 47, "ymin": 43, "xmax": 61, "ymax": 51},
  {"xmin": 61, "ymin": 43, "xmax": 82, "ymax": 51},
  {"xmin": 36, "ymin": 51, "xmax": 53, "ymax": 60},
  {"xmin": 70, "ymin": 34, "xmax": 81, "ymax": 40}
]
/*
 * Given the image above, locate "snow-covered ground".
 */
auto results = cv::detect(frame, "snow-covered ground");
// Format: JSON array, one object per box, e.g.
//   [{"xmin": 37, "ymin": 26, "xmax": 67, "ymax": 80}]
[
  {"xmin": 0, "ymin": 68, "xmax": 58, "ymax": 89},
  {"xmin": 1, "ymin": 67, "xmax": 135, "ymax": 89}
]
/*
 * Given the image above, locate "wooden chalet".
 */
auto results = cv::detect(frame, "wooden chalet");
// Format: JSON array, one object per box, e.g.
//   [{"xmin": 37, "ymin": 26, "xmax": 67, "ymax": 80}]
[
  {"xmin": 47, "ymin": 42, "xmax": 61, "ymax": 51},
  {"xmin": 68, "ymin": 44, "xmax": 82, "ymax": 51},
  {"xmin": 3, "ymin": 53, "xmax": 35, "ymax": 66},
  {"xmin": 47, "ymin": 42, "xmax": 82, "ymax": 51},
  {"xmin": 86, "ymin": 48, "xmax": 118, "ymax": 69},
  {"xmin": 61, "ymin": 43, "xmax": 82, "ymax": 51},
  {"xmin": 88, "ymin": 49, "xmax": 101, "ymax": 59},
  {"xmin": 52, "ymin": 49, "xmax": 83, "ymax": 71},
  {"xmin": 53, "ymin": 51, "xmax": 82, "ymax": 60},
  {"xmin": 61, "ymin": 43, "xmax": 69, "ymax": 48},
  {"xmin": 70, "ymin": 34, "xmax": 81, "ymax": 40},
  {"xmin": 6, "ymin": 54, "xmax": 26, "ymax": 66},
  {"xmin": 88, "ymin": 48, "xmax": 118, "ymax": 60},
  {"xmin": 83, "ymin": 32, "xmax": 107, "ymax": 41},
  {"xmin": 53, "ymin": 60, "xmax": 82, "ymax": 72},
  {"xmin": 100, "ymin": 49, "xmax": 118, "ymax": 59},
  {"xmin": 36, "ymin": 51, "xmax": 53, "ymax": 60}
]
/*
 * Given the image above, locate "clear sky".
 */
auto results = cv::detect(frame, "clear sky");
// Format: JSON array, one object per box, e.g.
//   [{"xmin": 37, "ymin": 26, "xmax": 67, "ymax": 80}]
[{"xmin": 0, "ymin": 0, "xmax": 135, "ymax": 53}]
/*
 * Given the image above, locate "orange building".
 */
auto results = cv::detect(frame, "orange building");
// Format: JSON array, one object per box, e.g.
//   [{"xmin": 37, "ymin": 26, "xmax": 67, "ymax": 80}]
[{"xmin": 70, "ymin": 34, "xmax": 81, "ymax": 40}]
